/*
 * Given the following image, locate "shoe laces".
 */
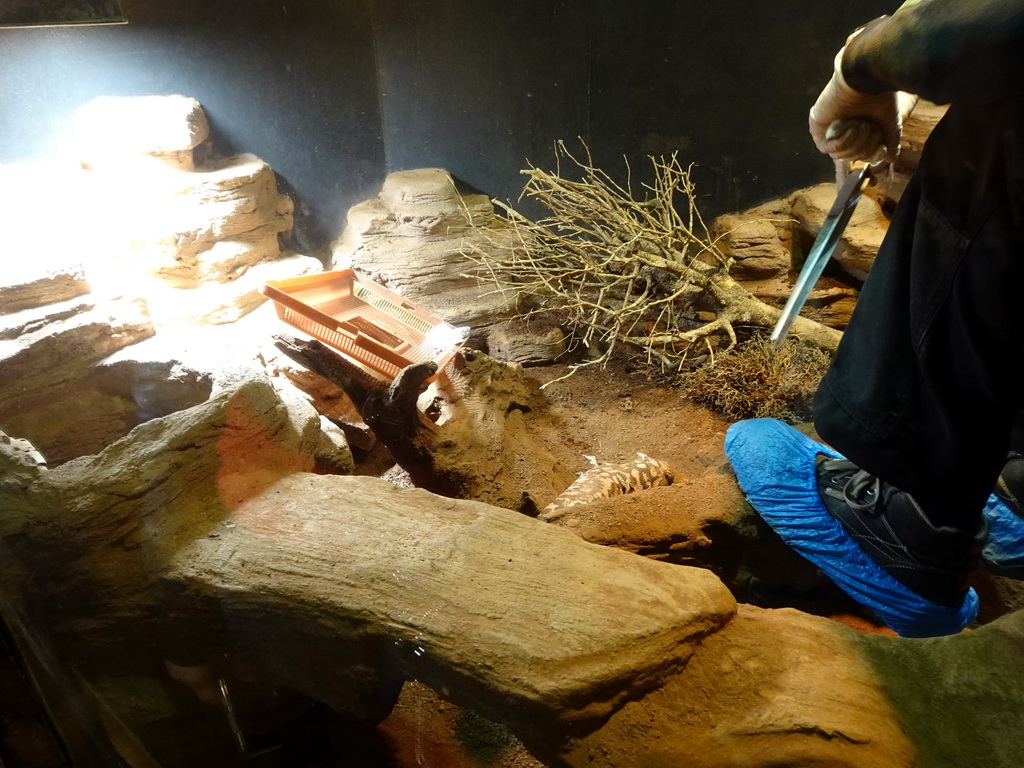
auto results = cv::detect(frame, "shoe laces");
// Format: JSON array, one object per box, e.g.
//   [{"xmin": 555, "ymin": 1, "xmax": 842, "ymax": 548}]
[{"xmin": 822, "ymin": 458, "xmax": 882, "ymax": 514}]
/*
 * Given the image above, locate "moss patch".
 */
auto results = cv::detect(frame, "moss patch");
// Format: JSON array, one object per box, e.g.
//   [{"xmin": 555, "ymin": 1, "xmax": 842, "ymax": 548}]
[{"xmin": 854, "ymin": 610, "xmax": 1024, "ymax": 768}]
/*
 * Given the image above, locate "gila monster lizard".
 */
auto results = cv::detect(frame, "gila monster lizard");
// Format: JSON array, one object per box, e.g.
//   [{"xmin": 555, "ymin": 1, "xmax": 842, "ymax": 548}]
[{"xmin": 538, "ymin": 453, "xmax": 674, "ymax": 522}]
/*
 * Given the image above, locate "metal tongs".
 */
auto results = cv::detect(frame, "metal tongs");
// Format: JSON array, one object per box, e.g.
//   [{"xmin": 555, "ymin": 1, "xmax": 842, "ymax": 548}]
[
  {"xmin": 769, "ymin": 158, "xmax": 873, "ymax": 347},
  {"xmin": 770, "ymin": 104, "xmax": 906, "ymax": 348}
]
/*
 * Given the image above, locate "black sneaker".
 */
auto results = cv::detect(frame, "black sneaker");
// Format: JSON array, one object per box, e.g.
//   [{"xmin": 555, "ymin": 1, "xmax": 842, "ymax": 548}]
[
  {"xmin": 982, "ymin": 452, "xmax": 1024, "ymax": 578},
  {"xmin": 995, "ymin": 452, "xmax": 1024, "ymax": 518},
  {"xmin": 816, "ymin": 456, "xmax": 987, "ymax": 607}
]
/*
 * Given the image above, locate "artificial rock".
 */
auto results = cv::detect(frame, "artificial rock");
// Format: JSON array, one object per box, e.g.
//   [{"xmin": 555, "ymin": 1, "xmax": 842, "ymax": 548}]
[
  {"xmin": 73, "ymin": 95, "xmax": 211, "ymax": 172},
  {"xmin": 113, "ymin": 153, "xmax": 294, "ymax": 285},
  {"xmin": 0, "ymin": 297, "xmax": 157, "ymax": 463},
  {"xmin": 712, "ymin": 199, "xmax": 793, "ymax": 283},
  {"xmin": 486, "ymin": 316, "xmax": 567, "ymax": 367},
  {"xmin": 6, "ymin": 378, "xmax": 1024, "ymax": 768},
  {"xmin": 330, "ymin": 168, "xmax": 521, "ymax": 331},
  {"xmin": 65, "ymin": 96, "xmax": 311, "ymax": 327},
  {"xmin": 0, "ymin": 380, "xmax": 736, "ymax": 758},
  {"xmin": 0, "ymin": 260, "xmax": 91, "ymax": 316},
  {"xmin": 712, "ymin": 195, "xmax": 862, "ymax": 330},
  {"xmin": 713, "ymin": 99, "xmax": 948, "ymax": 333},
  {"xmin": 790, "ymin": 183, "xmax": 888, "ymax": 281}
]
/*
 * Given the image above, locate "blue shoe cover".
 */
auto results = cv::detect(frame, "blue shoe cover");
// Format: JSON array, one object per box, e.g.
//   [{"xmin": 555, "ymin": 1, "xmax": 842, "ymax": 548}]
[
  {"xmin": 982, "ymin": 494, "xmax": 1024, "ymax": 578},
  {"xmin": 725, "ymin": 418, "xmax": 978, "ymax": 638}
]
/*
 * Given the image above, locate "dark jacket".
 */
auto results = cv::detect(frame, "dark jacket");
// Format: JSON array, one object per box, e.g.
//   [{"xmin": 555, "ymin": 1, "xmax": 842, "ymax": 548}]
[{"xmin": 842, "ymin": 0, "xmax": 1024, "ymax": 105}]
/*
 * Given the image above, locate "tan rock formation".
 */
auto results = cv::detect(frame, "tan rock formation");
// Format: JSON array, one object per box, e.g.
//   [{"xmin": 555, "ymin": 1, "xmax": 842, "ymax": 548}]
[
  {"xmin": 485, "ymin": 316, "xmax": 567, "ymax": 367},
  {"xmin": 713, "ymin": 195, "xmax": 861, "ymax": 330},
  {"xmin": 564, "ymin": 605, "xmax": 918, "ymax": 768},
  {"xmin": 712, "ymin": 198, "xmax": 794, "ymax": 283},
  {"xmin": 0, "ymin": 296, "xmax": 156, "ymax": 462},
  {"xmin": 330, "ymin": 168, "xmax": 521, "ymax": 333},
  {"xmin": 138, "ymin": 250, "xmax": 321, "ymax": 326},
  {"xmin": 714, "ymin": 100, "xmax": 948, "ymax": 334},
  {"xmin": 64, "ymin": 96, "xmax": 319, "ymax": 326},
  {"xmin": 104, "ymin": 153, "xmax": 295, "ymax": 286}
]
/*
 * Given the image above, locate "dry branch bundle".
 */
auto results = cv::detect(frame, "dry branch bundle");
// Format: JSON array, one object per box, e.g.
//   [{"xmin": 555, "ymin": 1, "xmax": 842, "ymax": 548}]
[{"xmin": 462, "ymin": 141, "xmax": 841, "ymax": 383}]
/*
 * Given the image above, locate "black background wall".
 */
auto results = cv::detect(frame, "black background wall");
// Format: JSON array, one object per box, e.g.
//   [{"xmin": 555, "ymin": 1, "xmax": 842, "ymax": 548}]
[{"xmin": 0, "ymin": 0, "xmax": 894, "ymax": 253}]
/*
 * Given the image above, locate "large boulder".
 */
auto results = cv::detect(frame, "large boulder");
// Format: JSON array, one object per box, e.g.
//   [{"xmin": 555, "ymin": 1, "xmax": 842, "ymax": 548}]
[
  {"xmin": 6, "ymin": 376, "xmax": 1024, "ymax": 768},
  {"xmin": 0, "ymin": 296, "xmax": 157, "ymax": 463},
  {"xmin": 98, "ymin": 153, "xmax": 296, "ymax": 286}
]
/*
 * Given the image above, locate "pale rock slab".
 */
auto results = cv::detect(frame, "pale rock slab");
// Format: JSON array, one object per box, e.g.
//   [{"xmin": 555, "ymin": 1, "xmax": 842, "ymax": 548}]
[
  {"xmin": 0, "ymin": 375, "xmax": 324, "ymax": 549},
  {"xmin": 76, "ymin": 151, "xmax": 307, "ymax": 326},
  {"xmin": 88, "ymin": 153, "xmax": 295, "ymax": 287},
  {"xmin": 0, "ymin": 357, "xmax": 213, "ymax": 467},
  {"xmin": 65, "ymin": 96, "xmax": 304, "ymax": 327},
  {"xmin": 138, "ymin": 251, "xmax": 322, "ymax": 327},
  {"xmin": 0, "ymin": 433, "xmax": 46, "ymax": 473},
  {"xmin": 0, "ymin": 296, "xmax": 154, "ymax": 389},
  {"xmin": 713, "ymin": 181, "xmax": 886, "ymax": 332},
  {"xmin": 0, "ymin": 261, "xmax": 91, "ymax": 316},
  {"xmin": 0, "ymin": 297, "xmax": 161, "ymax": 463},
  {"xmin": 259, "ymin": 370, "xmax": 354, "ymax": 475},
  {"xmin": 0, "ymin": 162, "xmax": 95, "ymax": 314},
  {"xmin": 0, "ymin": 291, "xmax": 341, "ymax": 467},
  {"xmin": 73, "ymin": 95, "xmax": 210, "ymax": 172}
]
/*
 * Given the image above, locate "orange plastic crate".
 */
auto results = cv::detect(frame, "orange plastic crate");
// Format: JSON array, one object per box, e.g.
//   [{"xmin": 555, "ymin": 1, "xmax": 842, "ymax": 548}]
[{"xmin": 260, "ymin": 269, "xmax": 463, "ymax": 382}]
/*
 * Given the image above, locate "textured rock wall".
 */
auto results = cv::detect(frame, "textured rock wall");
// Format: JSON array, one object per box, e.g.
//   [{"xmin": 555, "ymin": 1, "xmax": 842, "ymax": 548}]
[{"xmin": 0, "ymin": 95, "xmax": 337, "ymax": 465}]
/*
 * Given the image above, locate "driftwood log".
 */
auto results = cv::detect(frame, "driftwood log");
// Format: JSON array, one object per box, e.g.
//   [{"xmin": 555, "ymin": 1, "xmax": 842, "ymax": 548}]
[
  {"xmin": 3, "ymin": 376, "xmax": 1024, "ymax": 767},
  {"xmin": 274, "ymin": 334, "xmax": 578, "ymax": 511}
]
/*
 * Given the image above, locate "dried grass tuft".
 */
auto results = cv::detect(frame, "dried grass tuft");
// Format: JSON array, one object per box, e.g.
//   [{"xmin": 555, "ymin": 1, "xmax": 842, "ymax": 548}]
[{"xmin": 680, "ymin": 336, "xmax": 831, "ymax": 422}]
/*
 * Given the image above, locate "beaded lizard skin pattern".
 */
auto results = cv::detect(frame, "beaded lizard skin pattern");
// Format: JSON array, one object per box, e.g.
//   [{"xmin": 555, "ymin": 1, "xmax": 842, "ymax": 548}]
[{"xmin": 538, "ymin": 453, "xmax": 674, "ymax": 522}]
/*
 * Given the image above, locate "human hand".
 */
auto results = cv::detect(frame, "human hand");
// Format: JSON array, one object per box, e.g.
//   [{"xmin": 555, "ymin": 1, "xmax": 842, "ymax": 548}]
[{"xmin": 808, "ymin": 44, "xmax": 917, "ymax": 164}]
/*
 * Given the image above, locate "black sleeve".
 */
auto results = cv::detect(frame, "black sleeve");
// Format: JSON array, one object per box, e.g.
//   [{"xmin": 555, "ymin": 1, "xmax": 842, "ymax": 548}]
[{"xmin": 840, "ymin": 0, "xmax": 1024, "ymax": 105}]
